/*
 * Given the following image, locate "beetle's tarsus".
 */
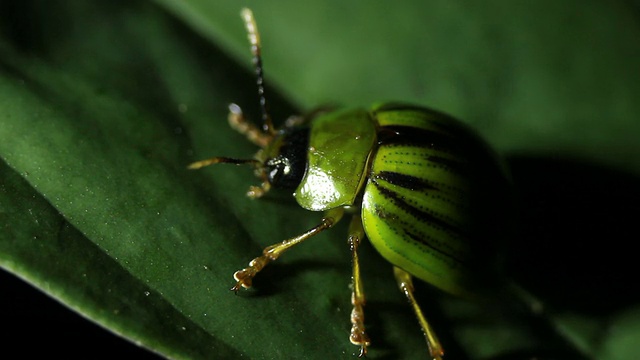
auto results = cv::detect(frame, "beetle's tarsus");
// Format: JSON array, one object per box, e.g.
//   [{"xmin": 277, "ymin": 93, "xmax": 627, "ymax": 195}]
[
  {"xmin": 231, "ymin": 257, "xmax": 268, "ymax": 292},
  {"xmin": 349, "ymin": 302, "xmax": 370, "ymax": 351},
  {"xmin": 232, "ymin": 270, "xmax": 253, "ymax": 289},
  {"xmin": 247, "ymin": 183, "xmax": 270, "ymax": 199}
]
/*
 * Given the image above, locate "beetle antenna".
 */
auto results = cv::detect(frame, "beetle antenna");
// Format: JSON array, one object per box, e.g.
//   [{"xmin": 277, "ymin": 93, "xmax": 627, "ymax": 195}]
[{"xmin": 241, "ymin": 8, "xmax": 276, "ymax": 137}]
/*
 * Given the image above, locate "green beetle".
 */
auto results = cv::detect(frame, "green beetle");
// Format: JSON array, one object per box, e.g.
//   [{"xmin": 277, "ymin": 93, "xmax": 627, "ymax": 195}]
[{"xmin": 190, "ymin": 8, "xmax": 512, "ymax": 359}]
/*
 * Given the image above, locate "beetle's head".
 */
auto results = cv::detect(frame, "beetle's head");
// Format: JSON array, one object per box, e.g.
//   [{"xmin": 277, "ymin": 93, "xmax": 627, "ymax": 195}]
[
  {"xmin": 187, "ymin": 104, "xmax": 310, "ymax": 199},
  {"xmin": 187, "ymin": 8, "xmax": 310, "ymax": 198},
  {"xmin": 257, "ymin": 126, "xmax": 310, "ymax": 192}
]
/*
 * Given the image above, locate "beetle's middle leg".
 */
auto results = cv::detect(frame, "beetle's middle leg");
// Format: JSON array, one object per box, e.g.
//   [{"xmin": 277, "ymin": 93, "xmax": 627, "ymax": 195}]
[
  {"xmin": 231, "ymin": 207, "xmax": 344, "ymax": 292},
  {"xmin": 347, "ymin": 215, "xmax": 370, "ymax": 357}
]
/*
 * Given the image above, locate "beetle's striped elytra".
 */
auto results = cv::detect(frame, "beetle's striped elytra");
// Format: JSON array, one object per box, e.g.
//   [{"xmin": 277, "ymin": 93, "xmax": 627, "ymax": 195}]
[{"xmin": 189, "ymin": 8, "xmax": 511, "ymax": 359}]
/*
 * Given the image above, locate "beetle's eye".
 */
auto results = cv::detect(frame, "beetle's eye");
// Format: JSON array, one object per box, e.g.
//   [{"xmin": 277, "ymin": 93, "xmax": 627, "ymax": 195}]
[{"xmin": 264, "ymin": 127, "xmax": 309, "ymax": 189}]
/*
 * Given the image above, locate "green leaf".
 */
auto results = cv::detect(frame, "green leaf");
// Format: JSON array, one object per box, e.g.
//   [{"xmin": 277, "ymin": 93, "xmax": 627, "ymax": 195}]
[{"xmin": 1, "ymin": 1, "xmax": 639, "ymax": 359}]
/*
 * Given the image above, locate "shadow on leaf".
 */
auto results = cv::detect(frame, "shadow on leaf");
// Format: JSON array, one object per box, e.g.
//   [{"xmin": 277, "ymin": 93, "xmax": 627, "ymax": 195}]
[{"xmin": 507, "ymin": 155, "xmax": 640, "ymax": 314}]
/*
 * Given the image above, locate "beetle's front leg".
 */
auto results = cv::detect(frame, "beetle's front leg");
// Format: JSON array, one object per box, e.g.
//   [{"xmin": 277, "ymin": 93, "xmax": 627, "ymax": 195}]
[
  {"xmin": 347, "ymin": 215, "xmax": 370, "ymax": 357},
  {"xmin": 231, "ymin": 207, "xmax": 345, "ymax": 292}
]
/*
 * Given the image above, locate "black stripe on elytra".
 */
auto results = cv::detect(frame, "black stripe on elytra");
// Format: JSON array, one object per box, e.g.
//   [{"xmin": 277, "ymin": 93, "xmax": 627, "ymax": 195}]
[
  {"xmin": 371, "ymin": 176, "xmax": 464, "ymax": 237},
  {"xmin": 405, "ymin": 230, "xmax": 465, "ymax": 265},
  {"xmin": 377, "ymin": 125, "xmax": 470, "ymax": 156},
  {"xmin": 373, "ymin": 104, "xmax": 478, "ymax": 139},
  {"xmin": 375, "ymin": 171, "xmax": 439, "ymax": 192},
  {"xmin": 370, "ymin": 202, "xmax": 464, "ymax": 265},
  {"xmin": 425, "ymin": 155, "xmax": 468, "ymax": 175}
]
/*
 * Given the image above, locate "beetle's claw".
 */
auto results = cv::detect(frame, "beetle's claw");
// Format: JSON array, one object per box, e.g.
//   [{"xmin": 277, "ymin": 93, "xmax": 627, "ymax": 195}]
[
  {"xmin": 231, "ymin": 256, "xmax": 270, "ymax": 293},
  {"xmin": 350, "ymin": 330, "xmax": 370, "ymax": 358},
  {"xmin": 230, "ymin": 271, "xmax": 249, "ymax": 293},
  {"xmin": 357, "ymin": 345, "xmax": 367, "ymax": 358},
  {"xmin": 230, "ymin": 282, "xmax": 243, "ymax": 294},
  {"xmin": 232, "ymin": 269, "xmax": 254, "ymax": 291}
]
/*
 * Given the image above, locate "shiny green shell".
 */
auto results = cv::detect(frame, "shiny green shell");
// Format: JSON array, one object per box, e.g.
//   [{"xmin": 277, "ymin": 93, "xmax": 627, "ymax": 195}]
[{"xmin": 295, "ymin": 103, "xmax": 510, "ymax": 297}]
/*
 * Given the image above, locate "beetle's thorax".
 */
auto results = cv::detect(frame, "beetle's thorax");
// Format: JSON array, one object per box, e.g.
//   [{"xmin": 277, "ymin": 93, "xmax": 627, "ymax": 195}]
[{"xmin": 293, "ymin": 108, "xmax": 377, "ymax": 212}]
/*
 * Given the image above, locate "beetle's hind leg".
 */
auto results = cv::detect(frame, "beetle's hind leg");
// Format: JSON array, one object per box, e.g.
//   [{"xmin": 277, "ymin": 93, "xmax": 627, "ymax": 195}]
[
  {"xmin": 347, "ymin": 215, "xmax": 371, "ymax": 357},
  {"xmin": 231, "ymin": 207, "xmax": 344, "ymax": 292},
  {"xmin": 393, "ymin": 267, "xmax": 444, "ymax": 360}
]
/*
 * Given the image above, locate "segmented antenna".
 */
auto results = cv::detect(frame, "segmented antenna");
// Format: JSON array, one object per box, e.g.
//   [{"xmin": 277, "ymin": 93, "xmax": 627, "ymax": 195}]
[{"xmin": 241, "ymin": 8, "xmax": 276, "ymax": 136}]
